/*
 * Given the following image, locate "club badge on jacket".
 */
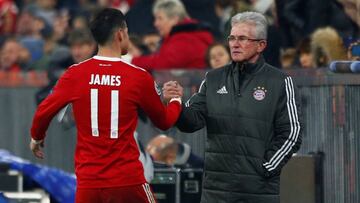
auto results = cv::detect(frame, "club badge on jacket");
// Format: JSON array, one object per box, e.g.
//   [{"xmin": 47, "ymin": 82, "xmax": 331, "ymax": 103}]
[{"xmin": 253, "ymin": 86, "xmax": 267, "ymax": 101}]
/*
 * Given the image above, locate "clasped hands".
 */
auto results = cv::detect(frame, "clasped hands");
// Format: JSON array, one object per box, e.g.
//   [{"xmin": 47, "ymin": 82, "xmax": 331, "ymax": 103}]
[{"xmin": 162, "ymin": 81, "xmax": 184, "ymax": 103}]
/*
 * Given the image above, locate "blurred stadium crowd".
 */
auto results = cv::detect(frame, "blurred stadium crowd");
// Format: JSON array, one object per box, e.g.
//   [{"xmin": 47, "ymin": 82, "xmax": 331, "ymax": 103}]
[{"xmin": 0, "ymin": 0, "xmax": 359, "ymax": 80}]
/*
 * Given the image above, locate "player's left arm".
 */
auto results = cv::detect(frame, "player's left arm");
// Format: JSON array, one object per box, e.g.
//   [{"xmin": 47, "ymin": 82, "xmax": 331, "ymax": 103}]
[
  {"xmin": 262, "ymin": 76, "xmax": 303, "ymax": 177},
  {"xmin": 139, "ymin": 73, "xmax": 182, "ymax": 130}
]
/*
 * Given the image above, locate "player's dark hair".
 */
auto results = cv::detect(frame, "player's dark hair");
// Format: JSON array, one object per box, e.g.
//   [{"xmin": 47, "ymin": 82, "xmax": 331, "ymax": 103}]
[{"xmin": 89, "ymin": 8, "xmax": 127, "ymax": 46}]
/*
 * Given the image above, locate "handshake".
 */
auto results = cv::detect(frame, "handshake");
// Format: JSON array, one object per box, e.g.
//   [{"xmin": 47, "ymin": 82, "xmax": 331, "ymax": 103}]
[{"xmin": 162, "ymin": 81, "xmax": 184, "ymax": 103}]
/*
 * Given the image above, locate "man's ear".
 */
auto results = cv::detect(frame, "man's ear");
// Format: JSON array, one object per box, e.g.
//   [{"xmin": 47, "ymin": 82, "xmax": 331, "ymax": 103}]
[
  {"xmin": 257, "ymin": 40, "xmax": 267, "ymax": 53},
  {"xmin": 119, "ymin": 30, "xmax": 123, "ymax": 41},
  {"xmin": 115, "ymin": 29, "xmax": 123, "ymax": 42}
]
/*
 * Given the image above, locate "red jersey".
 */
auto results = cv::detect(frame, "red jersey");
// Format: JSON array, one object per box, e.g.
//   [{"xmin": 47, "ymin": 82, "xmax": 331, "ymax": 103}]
[{"xmin": 31, "ymin": 56, "xmax": 181, "ymax": 188}]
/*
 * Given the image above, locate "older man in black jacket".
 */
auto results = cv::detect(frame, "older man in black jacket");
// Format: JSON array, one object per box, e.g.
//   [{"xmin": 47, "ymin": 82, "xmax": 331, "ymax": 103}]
[{"xmin": 164, "ymin": 11, "xmax": 302, "ymax": 203}]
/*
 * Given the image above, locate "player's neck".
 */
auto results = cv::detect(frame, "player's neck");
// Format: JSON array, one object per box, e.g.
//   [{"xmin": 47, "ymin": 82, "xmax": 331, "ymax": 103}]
[{"xmin": 96, "ymin": 46, "xmax": 122, "ymax": 58}]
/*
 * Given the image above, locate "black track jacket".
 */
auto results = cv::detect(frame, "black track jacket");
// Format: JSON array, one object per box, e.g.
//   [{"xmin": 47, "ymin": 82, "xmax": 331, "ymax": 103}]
[{"xmin": 176, "ymin": 57, "xmax": 302, "ymax": 203}]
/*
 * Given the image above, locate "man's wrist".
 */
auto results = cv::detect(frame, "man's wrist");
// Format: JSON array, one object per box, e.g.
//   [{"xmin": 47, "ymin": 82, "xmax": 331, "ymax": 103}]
[{"xmin": 31, "ymin": 138, "xmax": 43, "ymax": 145}]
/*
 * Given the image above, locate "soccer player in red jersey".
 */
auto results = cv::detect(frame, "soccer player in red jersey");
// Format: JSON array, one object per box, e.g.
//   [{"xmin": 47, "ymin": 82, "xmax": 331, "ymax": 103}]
[{"xmin": 30, "ymin": 8, "xmax": 183, "ymax": 203}]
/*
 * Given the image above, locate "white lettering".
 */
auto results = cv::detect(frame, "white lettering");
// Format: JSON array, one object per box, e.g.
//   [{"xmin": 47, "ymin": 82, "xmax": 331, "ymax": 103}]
[
  {"xmin": 89, "ymin": 74, "xmax": 121, "ymax": 86},
  {"xmin": 115, "ymin": 76, "xmax": 121, "ymax": 86},
  {"xmin": 94, "ymin": 75, "xmax": 100, "ymax": 85},
  {"xmin": 110, "ymin": 75, "xmax": 116, "ymax": 86},
  {"xmin": 101, "ymin": 75, "xmax": 110, "ymax": 86},
  {"xmin": 89, "ymin": 74, "xmax": 94, "ymax": 85}
]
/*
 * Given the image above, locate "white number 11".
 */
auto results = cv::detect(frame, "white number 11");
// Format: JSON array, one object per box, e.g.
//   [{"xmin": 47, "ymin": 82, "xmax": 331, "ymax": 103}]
[{"xmin": 90, "ymin": 88, "xmax": 119, "ymax": 139}]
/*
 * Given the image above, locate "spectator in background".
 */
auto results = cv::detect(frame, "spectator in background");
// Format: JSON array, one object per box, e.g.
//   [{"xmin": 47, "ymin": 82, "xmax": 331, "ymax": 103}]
[
  {"xmin": 71, "ymin": 15, "xmax": 88, "ymax": 30},
  {"xmin": 51, "ymin": 28, "xmax": 95, "ymax": 79},
  {"xmin": 67, "ymin": 28, "xmax": 96, "ymax": 64},
  {"xmin": 128, "ymin": 35, "xmax": 150, "ymax": 57},
  {"xmin": 29, "ymin": 17, "xmax": 71, "ymax": 71},
  {"xmin": 126, "ymin": 0, "xmax": 219, "ymax": 38},
  {"xmin": 205, "ymin": 42, "xmax": 231, "ymax": 69},
  {"xmin": 296, "ymin": 37, "xmax": 315, "ymax": 69},
  {"xmin": 122, "ymin": 34, "xmax": 151, "ymax": 64},
  {"xmin": 16, "ymin": 9, "xmax": 47, "ymax": 64},
  {"xmin": 36, "ymin": 28, "xmax": 96, "ymax": 104},
  {"xmin": 52, "ymin": 9, "xmax": 70, "ymax": 45},
  {"xmin": 0, "ymin": 0, "xmax": 18, "ymax": 36},
  {"xmin": 131, "ymin": 0, "xmax": 214, "ymax": 70},
  {"xmin": 279, "ymin": 48, "xmax": 297, "ymax": 69},
  {"xmin": 49, "ymin": 28, "xmax": 95, "ymax": 84},
  {"xmin": 0, "ymin": 38, "xmax": 30, "ymax": 72},
  {"xmin": 146, "ymin": 134, "xmax": 204, "ymax": 168},
  {"xmin": 15, "ymin": 6, "xmax": 36, "ymax": 37},
  {"xmin": 25, "ymin": 0, "xmax": 58, "ymax": 26},
  {"xmin": 310, "ymin": 27, "xmax": 347, "ymax": 67},
  {"xmin": 280, "ymin": 0, "xmax": 358, "ymax": 47},
  {"xmin": 142, "ymin": 31, "xmax": 161, "ymax": 53}
]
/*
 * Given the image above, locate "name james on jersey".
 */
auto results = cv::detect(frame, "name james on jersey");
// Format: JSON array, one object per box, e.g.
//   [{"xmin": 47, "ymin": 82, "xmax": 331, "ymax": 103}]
[{"xmin": 89, "ymin": 74, "xmax": 121, "ymax": 86}]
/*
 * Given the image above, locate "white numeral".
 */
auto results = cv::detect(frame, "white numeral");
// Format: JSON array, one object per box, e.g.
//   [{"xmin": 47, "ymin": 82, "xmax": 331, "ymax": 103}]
[{"xmin": 90, "ymin": 88, "xmax": 119, "ymax": 139}]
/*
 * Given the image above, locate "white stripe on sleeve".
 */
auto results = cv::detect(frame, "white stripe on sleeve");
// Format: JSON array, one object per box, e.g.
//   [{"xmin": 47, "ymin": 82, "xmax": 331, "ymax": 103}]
[{"xmin": 263, "ymin": 77, "xmax": 300, "ymax": 171}]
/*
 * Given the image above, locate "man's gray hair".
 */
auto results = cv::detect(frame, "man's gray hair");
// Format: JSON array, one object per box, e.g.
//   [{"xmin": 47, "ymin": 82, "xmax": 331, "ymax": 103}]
[
  {"xmin": 153, "ymin": 0, "xmax": 189, "ymax": 21},
  {"xmin": 231, "ymin": 11, "xmax": 268, "ymax": 40}
]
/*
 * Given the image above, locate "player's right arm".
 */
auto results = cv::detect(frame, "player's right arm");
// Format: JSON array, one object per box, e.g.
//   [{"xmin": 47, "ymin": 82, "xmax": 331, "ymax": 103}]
[
  {"xmin": 30, "ymin": 67, "xmax": 77, "ymax": 158},
  {"xmin": 139, "ymin": 73, "xmax": 182, "ymax": 130}
]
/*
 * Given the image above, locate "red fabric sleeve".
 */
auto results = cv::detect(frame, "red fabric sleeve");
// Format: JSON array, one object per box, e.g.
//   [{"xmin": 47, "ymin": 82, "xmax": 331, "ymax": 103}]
[
  {"xmin": 30, "ymin": 68, "xmax": 77, "ymax": 140},
  {"xmin": 139, "ymin": 73, "xmax": 182, "ymax": 130}
]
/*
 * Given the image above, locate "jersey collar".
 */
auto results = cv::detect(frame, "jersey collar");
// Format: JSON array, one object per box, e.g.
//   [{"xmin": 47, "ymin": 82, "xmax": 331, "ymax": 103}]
[{"xmin": 93, "ymin": 55, "xmax": 122, "ymax": 61}]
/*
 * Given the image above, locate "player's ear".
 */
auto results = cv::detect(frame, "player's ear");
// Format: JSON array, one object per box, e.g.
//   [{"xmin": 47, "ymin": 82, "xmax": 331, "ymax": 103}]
[{"xmin": 116, "ymin": 29, "xmax": 123, "ymax": 41}]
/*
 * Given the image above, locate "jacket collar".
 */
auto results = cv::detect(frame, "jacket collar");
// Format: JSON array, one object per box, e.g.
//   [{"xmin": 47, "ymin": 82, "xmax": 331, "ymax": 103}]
[
  {"xmin": 231, "ymin": 55, "xmax": 265, "ymax": 75},
  {"xmin": 169, "ymin": 18, "xmax": 212, "ymax": 36}
]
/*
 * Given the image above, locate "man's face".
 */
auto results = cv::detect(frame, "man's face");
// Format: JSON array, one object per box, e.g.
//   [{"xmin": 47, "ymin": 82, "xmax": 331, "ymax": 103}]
[
  {"xmin": 0, "ymin": 41, "xmax": 21, "ymax": 69},
  {"xmin": 70, "ymin": 42, "xmax": 95, "ymax": 63},
  {"xmin": 228, "ymin": 23, "xmax": 266, "ymax": 63},
  {"xmin": 143, "ymin": 33, "xmax": 160, "ymax": 53},
  {"xmin": 299, "ymin": 53, "xmax": 314, "ymax": 68},
  {"xmin": 154, "ymin": 10, "xmax": 178, "ymax": 37},
  {"xmin": 209, "ymin": 45, "xmax": 230, "ymax": 69}
]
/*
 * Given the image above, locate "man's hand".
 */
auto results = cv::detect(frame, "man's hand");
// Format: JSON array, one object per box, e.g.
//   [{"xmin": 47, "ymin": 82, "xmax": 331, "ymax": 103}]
[
  {"xmin": 30, "ymin": 138, "xmax": 45, "ymax": 159},
  {"xmin": 162, "ymin": 81, "xmax": 183, "ymax": 103}
]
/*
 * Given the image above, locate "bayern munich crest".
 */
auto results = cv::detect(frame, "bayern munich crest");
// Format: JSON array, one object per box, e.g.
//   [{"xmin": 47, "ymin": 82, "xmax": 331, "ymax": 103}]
[{"xmin": 253, "ymin": 86, "xmax": 267, "ymax": 101}]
